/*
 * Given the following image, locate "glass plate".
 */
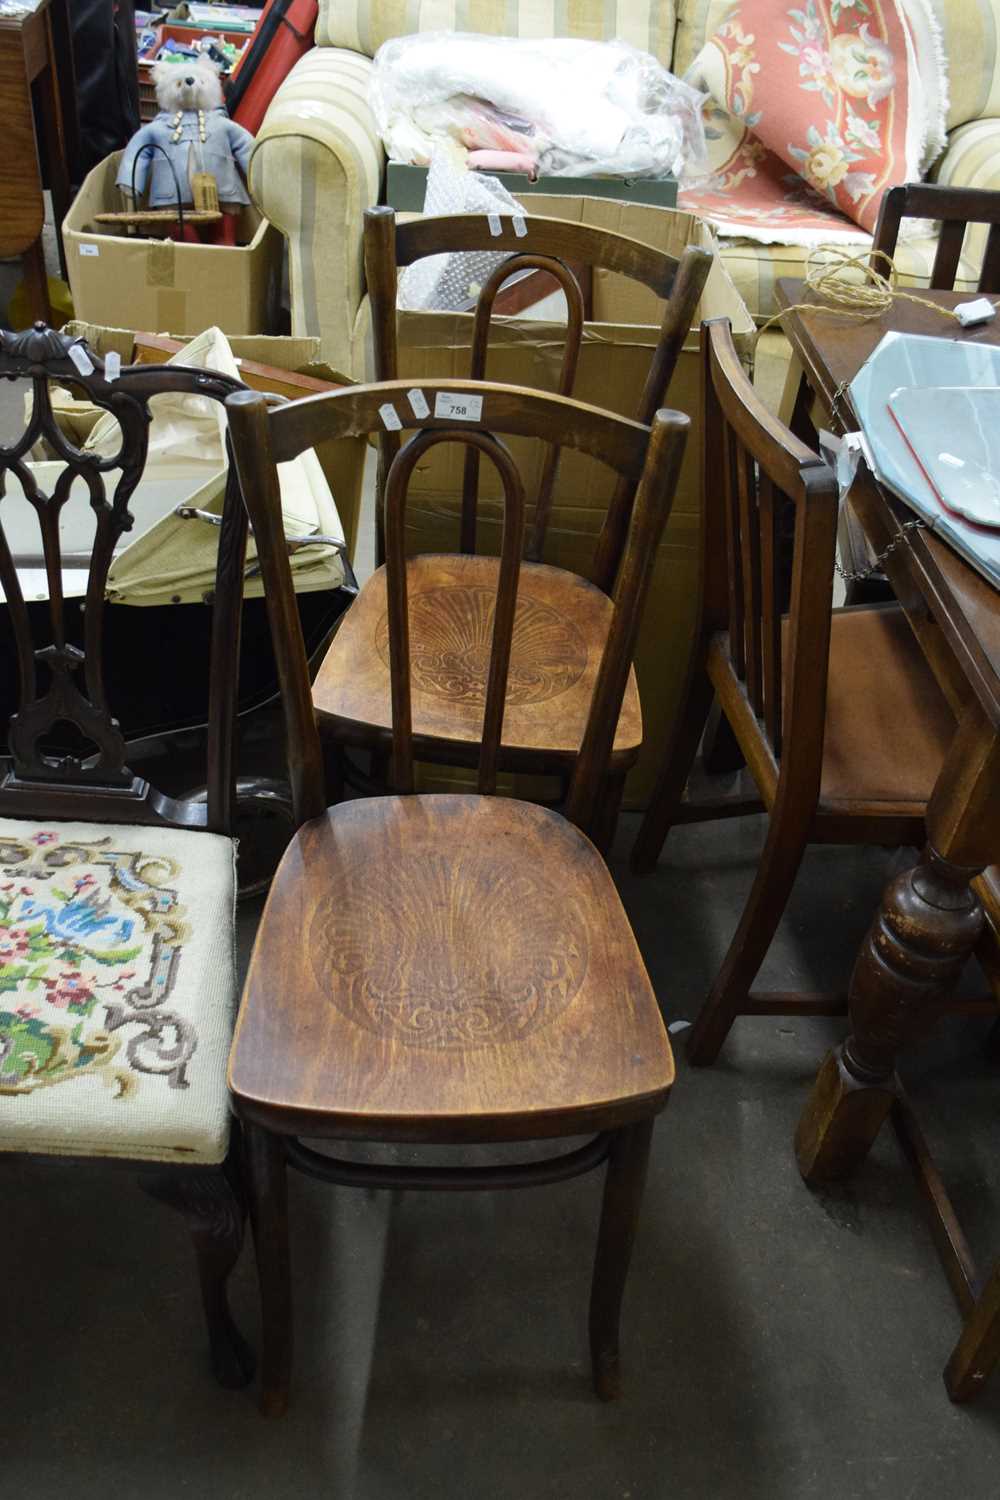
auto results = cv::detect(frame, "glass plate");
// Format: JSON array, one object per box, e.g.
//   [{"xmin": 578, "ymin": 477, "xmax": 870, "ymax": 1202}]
[
  {"xmin": 848, "ymin": 331, "xmax": 1000, "ymax": 589},
  {"xmin": 887, "ymin": 386, "xmax": 1000, "ymax": 531}
]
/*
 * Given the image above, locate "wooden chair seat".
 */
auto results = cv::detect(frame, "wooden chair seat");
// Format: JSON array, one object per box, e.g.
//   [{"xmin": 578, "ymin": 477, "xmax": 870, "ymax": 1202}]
[
  {"xmin": 816, "ymin": 605, "xmax": 955, "ymax": 814},
  {"xmin": 312, "ymin": 554, "xmax": 643, "ymax": 769},
  {"xmin": 230, "ymin": 794, "xmax": 673, "ymax": 1142}
]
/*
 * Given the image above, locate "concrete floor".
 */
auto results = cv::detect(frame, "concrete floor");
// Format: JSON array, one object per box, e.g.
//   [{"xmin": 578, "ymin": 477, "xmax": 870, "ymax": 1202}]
[{"xmin": 3, "ymin": 810, "xmax": 1000, "ymax": 1499}]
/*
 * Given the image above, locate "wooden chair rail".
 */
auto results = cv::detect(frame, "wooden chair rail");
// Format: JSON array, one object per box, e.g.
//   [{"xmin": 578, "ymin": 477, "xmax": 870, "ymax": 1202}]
[
  {"xmin": 267, "ymin": 377, "xmax": 651, "ymax": 478},
  {"xmin": 392, "ymin": 211, "xmax": 680, "ymax": 297}
]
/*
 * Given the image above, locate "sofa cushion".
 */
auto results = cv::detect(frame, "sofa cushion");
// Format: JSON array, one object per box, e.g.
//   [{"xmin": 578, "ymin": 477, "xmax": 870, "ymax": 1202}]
[
  {"xmin": 933, "ymin": 0, "xmax": 1000, "ymax": 130},
  {"xmin": 316, "ymin": 0, "xmax": 677, "ymax": 67},
  {"xmin": 673, "ymin": 0, "xmax": 732, "ymax": 77},
  {"xmin": 0, "ymin": 818, "xmax": 237, "ymax": 1165},
  {"xmin": 688, "ymin": 0, "xmax": 947, "ymax": 234}
]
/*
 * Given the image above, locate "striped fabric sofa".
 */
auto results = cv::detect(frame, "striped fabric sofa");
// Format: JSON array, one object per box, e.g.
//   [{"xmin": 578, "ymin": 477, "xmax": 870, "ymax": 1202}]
[{"xmin": 247, "ymin": 0, "xmax": 1000, "ymax": 379}]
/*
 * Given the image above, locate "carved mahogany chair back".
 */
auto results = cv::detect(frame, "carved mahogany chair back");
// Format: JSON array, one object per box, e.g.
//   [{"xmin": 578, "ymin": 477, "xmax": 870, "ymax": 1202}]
[
  {"xmin": 364, "ymin": 205, "xmax": 710, "ymax": 588},
  {"xmin": 871, "ymin": 182, "xmax": 1000, "ymax": 291},
  {"xmin": 702, "ymin": 317, "xmax": 839, "ymax": 793},
  {"xmin": 224, "ymin": 378, "xmax": 687, "ymax": 834},
  {"xmin": 0, "ymin": 323, "xmax": 247, "ymax": 834}
]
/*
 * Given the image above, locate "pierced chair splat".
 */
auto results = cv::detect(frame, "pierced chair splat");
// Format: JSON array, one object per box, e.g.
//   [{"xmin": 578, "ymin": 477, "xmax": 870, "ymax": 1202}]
[{"xmin": 0, "ymin": 322, "xmax": 254, "ymax": 1390}]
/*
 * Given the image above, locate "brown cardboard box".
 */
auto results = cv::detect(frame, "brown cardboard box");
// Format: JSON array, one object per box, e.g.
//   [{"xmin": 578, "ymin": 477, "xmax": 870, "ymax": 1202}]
[
  {"xmin": 63, "ymin": 153, "xmax": 282, "ymax": 341},
  {"xmin": 355, "ymin": 196, "xmax": 754, "ymax": 805},
  {"xmin": 61, "ymin": 323, "xmax": 366, "ymax": 561}
]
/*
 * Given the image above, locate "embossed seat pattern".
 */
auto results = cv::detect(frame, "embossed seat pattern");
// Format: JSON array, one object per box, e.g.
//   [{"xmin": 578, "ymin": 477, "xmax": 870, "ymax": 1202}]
[
  {"xmin": 230, "ymin": 795, "xmax": 673, "ymax": 1137},
  {"xmin": 312, "ymin": 554, "xmax": 643, "ymax": 762}
]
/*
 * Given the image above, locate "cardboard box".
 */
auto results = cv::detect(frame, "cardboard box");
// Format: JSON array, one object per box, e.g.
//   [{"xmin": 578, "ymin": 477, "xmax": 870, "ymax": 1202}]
[
  {"xmin": 386, "ymin": 162, "xmax": 678, "ymax": 213},
  {"xmin": 354, "ymin": 196, "xmax": 754, "ymax": 806},
  {"xmin": 63, "ymin": 153, "xmax": 282, "ymax": 341},
  {"xmin": 61, "ymin": 323, "xmax": 367, "ymax": 563}
]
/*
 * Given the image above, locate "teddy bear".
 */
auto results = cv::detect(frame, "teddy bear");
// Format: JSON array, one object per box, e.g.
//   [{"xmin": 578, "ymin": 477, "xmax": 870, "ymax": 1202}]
[{"xmin": 116, "ymin": 56, "xmax": 255, "ymax": 245}]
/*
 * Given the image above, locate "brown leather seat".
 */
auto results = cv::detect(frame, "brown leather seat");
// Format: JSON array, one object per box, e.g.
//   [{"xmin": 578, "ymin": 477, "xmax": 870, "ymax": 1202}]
[
  {"xmin": 312, "ymin": 553, "xmax": 643, "ymax": 767},
  {"xmin": 818, "ymin": 604, "xmax": 956, "ymax": 811}
]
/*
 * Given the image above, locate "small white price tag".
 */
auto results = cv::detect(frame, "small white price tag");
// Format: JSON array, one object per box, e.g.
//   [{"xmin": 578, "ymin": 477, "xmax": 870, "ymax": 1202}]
[
  {"xmin": 512, "ymin": 214, "xmax": 527, "ymax": 238},
  {"xmin": 68, "ymin": 343, "xmax": 95, "ymax": 376},
  {"xmin": 487, "ymin": 213, "xmax": 502, "ymax": 237},
  {"xmin": 379, "ymin": 401, "xmax": 402, "ymax": 431},
  {"xmin": 104, "ymin": 350, "xmax": 121, "ymax": 383},
  {"xmin": 79, "ymin": 243, "xmax": 99, "ymax": 258},
  {"xmin": 954, "ymin": 296, "xmax": 996, "ymax": 327},
  {"xmin": 408, "ymin": 388, "xmax": 430, "ymax": 419},
  {"xmin": 434, "ymin": 391, "xmax": 483, "ymax": 422}
]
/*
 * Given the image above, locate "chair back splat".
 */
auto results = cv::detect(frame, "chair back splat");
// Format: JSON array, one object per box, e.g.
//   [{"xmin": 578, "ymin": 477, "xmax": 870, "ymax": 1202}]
[
  {"xmin": 871, "ymin": 182, "xmax": 1000, "ymax": 292},
  {"xmin": 225, "ymin": 379, "xmax": 688, "ymax": 833},
  {"xmin": 702, "ymin": 317, "xmax": 839, "ymax": 795},
  {"xmin": 364, "ymin": 205, "xmax": 710, "ymax": 588},
  {"xmin": 0, "ymin": 323, "xmax": 247, "ymax": 834}
]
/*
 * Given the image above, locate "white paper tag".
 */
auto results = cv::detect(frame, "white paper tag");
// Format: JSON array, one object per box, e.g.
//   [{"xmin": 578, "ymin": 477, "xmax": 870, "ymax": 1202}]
[
  {"xmin": 954, "ymin": 296, "xmax": 996, "ymax": 327},
  {"xmin": 379, "ymin": 402, "xmax": 402, "ymax": 431},
  {"xmin": 434, "ymin": 392, "xmax": 483, "ymax": 422},
  {"xmin": 512, "ymin": 214, "xmax": 527, "ymax": 238},
  {"xmin": 78, "ymin": 243, "xmax": 99, "ymax": 257},
  {"xmin": 68, "ymin": 343, "xmax": 95, "ymax": 376},
  {"xmin": 487, "ymin": 213, "xmax": 502, "ymax": 237},
  {"xmin": 408, "ymin": 388, "xmax": 430, "ymax": 419},
  {"xmin": 104, "ymin": 350, "xmax": 121, "ymax": 383}
]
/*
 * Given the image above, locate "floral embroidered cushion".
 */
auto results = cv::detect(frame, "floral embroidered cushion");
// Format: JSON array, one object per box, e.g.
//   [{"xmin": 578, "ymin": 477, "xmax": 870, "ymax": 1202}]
[
  {"xmin": 0, "ymin": 818, "xmax": 237, "ymax": 1164},
  {"xmin": 681, "ymin": 0, "xmax": 948, "ymax": 242}
]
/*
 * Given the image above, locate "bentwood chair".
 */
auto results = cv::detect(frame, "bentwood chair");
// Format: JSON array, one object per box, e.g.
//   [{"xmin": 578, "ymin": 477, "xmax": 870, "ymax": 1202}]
[
  {"xmin": 309, "ymin": 207, "xmax": 711, "ymax": 845},
  {"xmin": 224, "ymin": 378, "xmax": 688, "ymax": 1416},
  {"xmin": 631, "ymin": 318, "xmax": 957, "ymax": 1066},
  {"xmin": 0, "ymin": 323, "xmax": 253, "ymax": 1388}
]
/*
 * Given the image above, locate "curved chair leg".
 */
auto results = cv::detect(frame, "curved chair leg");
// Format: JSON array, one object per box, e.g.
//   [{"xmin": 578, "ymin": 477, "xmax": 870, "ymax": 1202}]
[
  {"xmin": 686, "ymin": 816, "xmax": 808, "ymax": 1066},
  {"xmin": 142, "ymin": 1152, "xmax": 255, "ymax": 1389},
  {"xmin": 632, "ymin": 668, "xmax": 714, "ymax": 876},
  {"xmin": 589, "ymin": 1117, "xmax": 655, "ymax": 1401},
  {"xmin": 245, "ymin": 1121, "xmax": 293, "ymax": 1417}
]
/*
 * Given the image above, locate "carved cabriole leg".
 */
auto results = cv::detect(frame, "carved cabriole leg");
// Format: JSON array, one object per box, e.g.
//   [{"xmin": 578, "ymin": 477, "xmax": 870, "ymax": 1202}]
[
  {"xmin": 141, "ymin": 1149, "xmax": 255, "ymax": 1389},
  {"xmin": 244, "ymin": 1121, "xmax": 293, "ymax": 1417},
  {"xmin": 796, "ymin": 703, "xmax": 999, "ymax": 1184},
  {"xmin": 589, "ymin": 1116, "xmax": 655, "ymax": 1401}
]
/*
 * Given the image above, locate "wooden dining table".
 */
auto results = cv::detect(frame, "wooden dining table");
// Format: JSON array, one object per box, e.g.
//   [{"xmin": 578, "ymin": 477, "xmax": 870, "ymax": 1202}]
[{"xmin": 771, "ymin": 279, "xmax": 1000, "ymax": 1187}]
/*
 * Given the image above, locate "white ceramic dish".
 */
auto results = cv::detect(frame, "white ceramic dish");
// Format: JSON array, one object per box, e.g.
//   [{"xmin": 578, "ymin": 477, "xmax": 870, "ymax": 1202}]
[{"xmin": 848, "ymin": 332, "xmax": 1000, "ymax": 589}]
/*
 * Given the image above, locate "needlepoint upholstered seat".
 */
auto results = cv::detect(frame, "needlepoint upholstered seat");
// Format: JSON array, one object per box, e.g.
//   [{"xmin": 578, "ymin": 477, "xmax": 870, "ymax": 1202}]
[{"xmin": 0, "ymin": 818, "xmax": 236, "ymax": 1163}]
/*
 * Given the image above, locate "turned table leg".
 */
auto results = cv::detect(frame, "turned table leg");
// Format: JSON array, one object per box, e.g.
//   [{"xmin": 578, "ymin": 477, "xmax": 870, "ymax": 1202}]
[{"xmin": 796, "ymin": 703, "xmax": 999, "ymax": 1184}]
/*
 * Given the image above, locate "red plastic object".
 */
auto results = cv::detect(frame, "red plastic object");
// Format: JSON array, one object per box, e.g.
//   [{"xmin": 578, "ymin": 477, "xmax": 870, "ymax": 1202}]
[{"xmin": 227, "ymin": 0, "xmax": 318, "ymax": 135}]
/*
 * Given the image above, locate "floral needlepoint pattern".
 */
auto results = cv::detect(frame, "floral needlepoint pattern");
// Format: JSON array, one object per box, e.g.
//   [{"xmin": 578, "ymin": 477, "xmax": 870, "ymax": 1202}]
[
  {"xmin": 680, "ymin": 0, "xmax": 944, "ymax": 243},
  {"xmin": 0, "ymin": 829, "xmax": 197, "ymax": 1101}
]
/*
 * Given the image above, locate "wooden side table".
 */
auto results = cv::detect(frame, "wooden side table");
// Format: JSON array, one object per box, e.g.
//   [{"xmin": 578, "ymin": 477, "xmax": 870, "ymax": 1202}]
[{"xmin": 0, "ymin": 0, "xmax": 79, "ymax": 324}]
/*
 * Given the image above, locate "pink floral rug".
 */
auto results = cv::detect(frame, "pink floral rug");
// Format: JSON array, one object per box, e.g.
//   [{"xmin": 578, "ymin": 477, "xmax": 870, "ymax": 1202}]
[{"xmin": 679, "ymin": 0, "xmax": 948, "ymax": 246}]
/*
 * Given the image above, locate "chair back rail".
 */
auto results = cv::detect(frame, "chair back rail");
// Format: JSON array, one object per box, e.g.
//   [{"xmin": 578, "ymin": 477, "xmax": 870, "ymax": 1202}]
[
  {"xmin": 871, "ymin": 183, "xmax": 1000, "ymax": 293},
  {"xmin": 701, "ymin": 318, "xmax": 839, "ymax": 797},
  {"xmin": 0, "ymin": 324, "xmax": 247, "ymax": 834},
  {"xmin": 364, "ymin": 205, "xmax": 710, "ymax": 592},
  {"xmin": 225, "ymin": 380, "xmax": 688, "ymax": 833}
]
